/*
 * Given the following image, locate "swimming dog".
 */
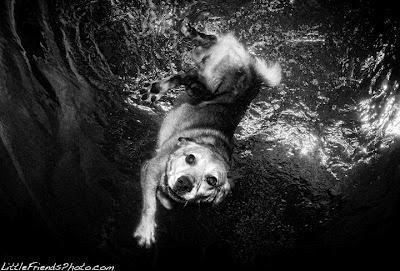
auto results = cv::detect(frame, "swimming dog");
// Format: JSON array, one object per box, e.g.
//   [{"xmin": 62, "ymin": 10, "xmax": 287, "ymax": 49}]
[{"xmin": 134, "ymin": 22, "xmax": 281, "ymax": 247}]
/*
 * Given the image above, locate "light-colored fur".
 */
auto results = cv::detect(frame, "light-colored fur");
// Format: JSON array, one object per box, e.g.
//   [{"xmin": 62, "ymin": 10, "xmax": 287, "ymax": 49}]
[
  {"xmin": 195, "ymin": 34, "xmax": 281, "ymax": 91},
  {"xmin": 134, "ymin": 31, "xmax": 282, "ymax": 248}
]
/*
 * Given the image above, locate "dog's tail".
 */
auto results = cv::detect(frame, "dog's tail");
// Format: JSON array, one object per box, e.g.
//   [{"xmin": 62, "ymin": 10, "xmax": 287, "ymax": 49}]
[{"xmin": 253, "ymin": 58, "xmax": 282, "ymax": 87}]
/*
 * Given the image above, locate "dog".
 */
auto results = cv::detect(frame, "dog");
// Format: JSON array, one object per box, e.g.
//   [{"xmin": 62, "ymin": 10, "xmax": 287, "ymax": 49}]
[{"xmin": 133, "ymin": 22, "xmax": 282, "ymax": 248}]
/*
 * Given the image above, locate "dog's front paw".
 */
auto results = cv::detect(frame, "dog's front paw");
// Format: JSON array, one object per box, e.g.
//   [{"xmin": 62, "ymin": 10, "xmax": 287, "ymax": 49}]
[
  {"xmin": 133, "ymin": 219, "xmax": 157, "ymax": 248},
  {"xmin": 140, "ymin": 82, "xmax": 163, "ymax": 104}
]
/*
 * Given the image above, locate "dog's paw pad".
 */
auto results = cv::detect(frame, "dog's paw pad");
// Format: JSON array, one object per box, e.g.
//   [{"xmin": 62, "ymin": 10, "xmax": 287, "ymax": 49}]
[
  {"xmin": 140, "ymin": 83, "xmax": 162, "ymax": 103},
  {"xmin": 139, "ymin": 88, "xmax": 148, "ymax": 95},
  {"xmin": 141, "ymin": 93, "xmax": 149, "ymax": 100},
  {"xmin": 140, "ymin": 92, "xmax": 161, "ymax": 103},
  {"xmin": 143, "ymin": 81, "xmax": 151, "ymax": 87},
  {"xmin": 150, "ymin": 84, "xmax": 161, "ymax": 94}
]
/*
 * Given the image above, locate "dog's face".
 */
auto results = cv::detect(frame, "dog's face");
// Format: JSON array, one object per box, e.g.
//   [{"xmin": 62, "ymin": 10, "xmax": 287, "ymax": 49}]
[{"xmin": 162, "ymin": 138, "xmax": 232, "ymax": 205}]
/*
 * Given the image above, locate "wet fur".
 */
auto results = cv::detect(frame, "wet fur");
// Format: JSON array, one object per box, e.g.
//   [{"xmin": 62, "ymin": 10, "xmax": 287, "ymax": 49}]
[{"xmin": 134, "ymin": 23, "xmax": 281, "ymax": 247}]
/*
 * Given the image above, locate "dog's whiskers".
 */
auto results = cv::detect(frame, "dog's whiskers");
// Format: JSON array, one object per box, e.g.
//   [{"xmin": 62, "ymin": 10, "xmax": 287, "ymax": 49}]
[
  {"xmin": 195, "ymin": 178, "xmax": 202, "ymax": 193},
  {"xmin": 183, "ymin": 200, "xmax": 189, "ymax": 208}
]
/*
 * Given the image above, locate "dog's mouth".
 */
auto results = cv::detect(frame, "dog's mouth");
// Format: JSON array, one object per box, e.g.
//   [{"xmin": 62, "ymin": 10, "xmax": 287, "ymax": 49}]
[
  {"xmin": 162, "ymin": 174, "xmax": 187, "ymax": 203},
  {"xmin": 167, "ymin": 185, "xmax": 187, "ymax": 202},
  {"xmin": 162, "ymin": 160, "xmax": 226, "ymax": 205}
]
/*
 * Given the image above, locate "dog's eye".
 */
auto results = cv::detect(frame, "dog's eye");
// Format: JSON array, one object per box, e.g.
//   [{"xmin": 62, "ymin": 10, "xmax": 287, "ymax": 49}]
[
  {"xmin": 206, "ymin": 176, "xmax": 218, "ymax": 187},
  {"xmin": 185, "ymin": 154, "xmax": 196, "ymax": 165}
]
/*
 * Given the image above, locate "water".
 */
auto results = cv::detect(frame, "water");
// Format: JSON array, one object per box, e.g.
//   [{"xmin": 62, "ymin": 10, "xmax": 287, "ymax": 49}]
[
  {"xmin": 99, "ymin": 0, "xmax": 400, "ymax": 265},
  {"xmin": 119, "ymin": 0, "xmax": 397, "ymax": 179}
]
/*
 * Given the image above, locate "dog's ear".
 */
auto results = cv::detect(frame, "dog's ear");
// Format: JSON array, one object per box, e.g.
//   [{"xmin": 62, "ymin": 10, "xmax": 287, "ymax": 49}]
[
  {"xmin": 227, "ymin": 177, "xmax": 235, "ymax": 189},
  {"xmin": 227, "ymin": 171, "xmax": 242, "ymax": 188},
  {"xmin": 157, "ymin": 190, "xmax": 173, "ymax": 210}
]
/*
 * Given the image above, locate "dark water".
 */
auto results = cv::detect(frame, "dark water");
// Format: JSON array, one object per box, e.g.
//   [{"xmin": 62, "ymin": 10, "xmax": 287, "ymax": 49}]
[
  {"xmin": 2, "ymin": 0, "xmax": 399, "ymax": 269},
  {"xmin": 122, "ymin": 0, "xmax": 399, "ymax": 184},
  {"xmin": 102, "ymin": 0, "xmax": 400, "ymax": 267}
]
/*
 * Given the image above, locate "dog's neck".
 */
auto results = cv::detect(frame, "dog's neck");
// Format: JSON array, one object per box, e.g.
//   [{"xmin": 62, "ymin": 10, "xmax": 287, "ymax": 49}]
[{"xmin": 192, "ymin": 135, "xmax": 232, "ymax": 164}]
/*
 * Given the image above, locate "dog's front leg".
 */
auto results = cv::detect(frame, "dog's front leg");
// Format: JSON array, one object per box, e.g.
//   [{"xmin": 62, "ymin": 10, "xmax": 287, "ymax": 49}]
[
  {"xmin": 141, "ymin": 70, "xmax": 208, "ymax": 103},
  {"xmin": 133, "ymin": 159, "xmax": 162, "ymax": 248},
  {"xmin": 141, "ymin": 73, "xmax": 187, "ymax": 103}
]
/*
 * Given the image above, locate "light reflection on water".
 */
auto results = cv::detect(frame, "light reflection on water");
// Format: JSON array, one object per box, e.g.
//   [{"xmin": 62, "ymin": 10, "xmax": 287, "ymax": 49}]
[
  {"xmin": 124, "ymin": 0, "xmax": 399, "ymax": 183},
  {"xmin": 237, "ymin": 68, "xmax": 399, "ymax": 181},
  {"xmin": 359, "ymin": 81, "xmax": 400, "ymax": 145}
]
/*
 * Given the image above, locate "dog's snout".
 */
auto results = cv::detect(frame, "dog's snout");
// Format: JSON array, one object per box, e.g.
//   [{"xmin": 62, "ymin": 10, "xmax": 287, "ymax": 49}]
[{"xmin": 175, "ymin": 176, "xmax": 193, "ymax": 193}]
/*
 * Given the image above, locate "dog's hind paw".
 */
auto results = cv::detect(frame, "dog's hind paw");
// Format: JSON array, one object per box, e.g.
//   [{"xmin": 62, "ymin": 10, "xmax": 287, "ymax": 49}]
[{"xmin": 140, "ymin": 82, "xmax": 163, "ymax": 104}]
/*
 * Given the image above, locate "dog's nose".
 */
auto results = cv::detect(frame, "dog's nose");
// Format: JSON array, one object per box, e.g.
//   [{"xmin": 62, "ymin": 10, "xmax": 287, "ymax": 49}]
[{"xmin": 175, "ymin": 176, "xmax": 193, "ymax": 194}]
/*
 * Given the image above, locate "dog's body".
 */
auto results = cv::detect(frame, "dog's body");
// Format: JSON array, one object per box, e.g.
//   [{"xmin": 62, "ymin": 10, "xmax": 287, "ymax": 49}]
[{"xmin": 134, "ymin": 23, "xmax": 281, "ymax": 247}]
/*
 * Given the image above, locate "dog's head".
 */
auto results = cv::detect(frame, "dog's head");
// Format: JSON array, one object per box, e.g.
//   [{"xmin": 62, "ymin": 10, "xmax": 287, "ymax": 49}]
[{"xmin": 161, "ymin": 137, "xmax": 232, "ymax": 205}]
